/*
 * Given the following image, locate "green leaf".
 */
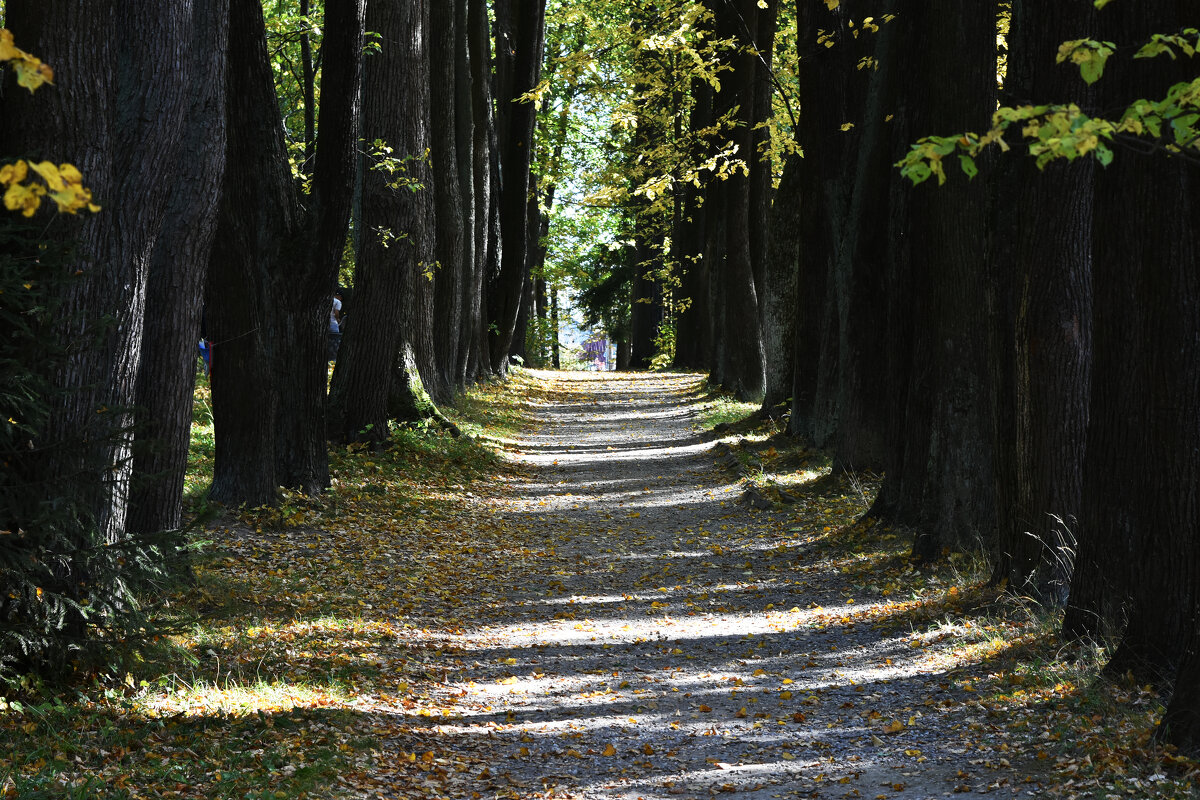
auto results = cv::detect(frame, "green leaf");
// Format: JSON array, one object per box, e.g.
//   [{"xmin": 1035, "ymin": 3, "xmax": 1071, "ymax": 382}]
[{"xmin": 958, "ymin": 155, "xmax": 978, "ymax": 179}]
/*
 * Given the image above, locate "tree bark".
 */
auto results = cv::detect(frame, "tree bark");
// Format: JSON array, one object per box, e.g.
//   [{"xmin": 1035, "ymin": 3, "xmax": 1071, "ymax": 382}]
[
  {"xmin": 2, "ymin": 0, "xmax": 198, "ymax": 535},
  {"xmin": 128, "ymin": 0, "xmax": 230, "ymax": 534},
  {"xmin": 988, "ymin": 0, "xmax": 1094, "ymax": 605},
  {"xmin": 759, "ymin": 153, "xmax": 800, "ymax": 412},
  {"xmin": 894, "ymin": 1, "xmax": 997, "ymax": 561},
  {"xmin": 1067, "ymin": 0, "xmax": 1200, "ymax": 685},
  {"xmin": 717, "ymin": 0, "xmax": 766, "ymax": 401},
  {"xmin": 430, "ymin": 0, "xmax": 465, "ymax": 399},
  {"xmin": 208, "ymin": 0, "xmax": 363, "ymax": 500},
  {"xmin": 830, "ymin": 0, "xmax": 899, "ymax": 474},
  {"xmin": 488, "ymin": 0, "xmax": 547, "ymax": 375},
  {"xmin": 328, "ymin": 0, "xmax": 433, "ymax": 445}
]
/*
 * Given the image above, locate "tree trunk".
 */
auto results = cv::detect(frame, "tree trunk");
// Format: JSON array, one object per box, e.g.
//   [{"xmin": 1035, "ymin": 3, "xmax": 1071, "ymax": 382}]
[
  {"xmin": 760, "ymin": 153, "xmax": 801, "ymax": 412},
  {"xmin": 790, "ymin": 0, "xmax": 851, "ymax": 443},
  {"xmin": 2, "ymin": 0, "xmax": 194, "ymax": 539},
  {"xmin": 988, "ymin": 0, "xmax": 1094, "ymax": 605},
  {"xmin": 466, "ymin": 0, "xmax": 500, "ymax": 384},
  {"xmin": 430, "ymin": 0, "xmax": 465, "ymax": 399},
  {"xmin": 328, "ymin": 0, "xmax": 434, "ymax": 445},
  {"xmin": 488, "ymin": 0, "xmax": 547, "ymax": 375},
  {"xmin": 830, "ymin": 0, "xmax": 900, "ymax": 474},
  {"xmin": 717, "ymin": 0, "xmax": 766, "ymax": 401},
  {"xmin": 672, "ymin": 73, "xmax": 713, "ymax": 371},
  {"xmin": 454, "ymin": 0, "xmax": 477, "ymax": 388},
  {"xmin": 1068, "ymin": 0, "xmax": 1200, "ymax": 685},
  {"xmin": 897, "ymin": 1, "xmax": 996, "ymax": 562},
  {"xmin": 208, "ymin": 0, "xmax": 363, "ymax": 500},
  {"xmin": 128, "ymin": 0, "xmax": 229, "ymax": 534}
]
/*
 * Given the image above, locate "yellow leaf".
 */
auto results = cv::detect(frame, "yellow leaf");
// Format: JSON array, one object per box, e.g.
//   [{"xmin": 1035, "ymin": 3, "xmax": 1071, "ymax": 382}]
[
  {"xmin": 13, "ymin": 57, "xmax": 53, "ymax": 92},
  {"xmin": 883, "ymin": 719, "xmax": 904, "ymax": 734},
  {"xmin": 0, "ymin": 29, "xmax": 18, "ymax": 62},
  {"xmin": 699, "ymin": 704, "xmax": 712, "ymax": 712},
  {"xmin": 824, "ymin": 0, "xmax": 840, "ymax": 9},
  {"xmin": 642, "ymin": 743, "xmax": 654, "ymax": 755},
  {"xmin": 0, "ymin": 160, "xmax": 27, "ymax": 186},
  {"xmin": 779, "ymin": 691, "xmax": 793, "ymax": 700},
  {"xmin": 602, "ymin": 744, "xmax": 616, "ymax": 757}
]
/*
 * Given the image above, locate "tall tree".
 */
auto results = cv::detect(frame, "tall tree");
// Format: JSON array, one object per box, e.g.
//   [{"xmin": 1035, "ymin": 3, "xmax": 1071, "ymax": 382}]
[
  {"xmin": 206, "ymin": 0, "xmax": 364, "ymax": 502},
  {"xmin": 430, "ymin": 0, "xmax": 466, "ymax": 398},
  {"xmin": 328, "ymin": 0, "xmax": 437, "ymax": 445},
  {"xmin": 716, "ymin": 0, "xmax": 766, "ymax": 400},
  {"xmin": 1, "ymin": 0, "xmax": 196, "ymax": 536},
  {"xmin": 489, "ymin": 0, "xmax": 548, "ymax": 375},
  {"xmin": 986, "ymin": 0, "xmax": 1094, "ymax": 604},
  {"xmin": 1063, "ymin": 0, "xmax": 1200, "ymax": 685},
  {"xmin": 128, "ymin": 0, "xmax": 230, "ymax": 535}
]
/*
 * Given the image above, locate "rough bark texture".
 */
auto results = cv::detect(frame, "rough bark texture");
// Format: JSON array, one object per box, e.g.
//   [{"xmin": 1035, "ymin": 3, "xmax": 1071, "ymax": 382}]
[
  {"xmin": 329, "ymin": 0, "xmax": 433, "ymax": 444},
  {"xmin": 900, "ymin": 2, "xmax": 996, "ymax": 562},
  {"xmin": 1066, "ymin": 0, "xmax": 1200, "ymax": 685},
  {"xmin": 208, "ymin": 0, "xmax": 363, "ymax": 501},
  {"xmin": 988, "ymin": 0, "xmax": 1093, "ymax": 604},
  {"xmin": 454, "ymin": 0, "xmax": 478, "ymax": 388},
  {"xmin": 672, "ymin": 73, "xmax": 713, "ymax": 371},
  {"xmin": 760, "ymin": 153, "xmax": 800, "ymax": 412},
  {"xmin": 830, "ymin": 0, "xmax": 899, "ymax": 474},
  {"xmin": 128, "ymin": 0, "xmax": 229, "ymax": 534},
  {"xmin": 717, "ymin": 0, "xmax": 766, "ymax": 401},
  {"xmin": 466, "ymin": 0, "xmax": 500, "ymax": 384},
  {"xmin": 1, "ymin": 1, "xmax": 198, "ymax": 535},
  {"xmin": 791, "ymin": 0, "xmax": 852, "ymax": 444},
  {"xmin": 488, "ymin": 0, "xmax": 547, "ymax": 375},
  {"xmin": 430, "ymin": 0, "xmax": 465, "ymax": 400}
]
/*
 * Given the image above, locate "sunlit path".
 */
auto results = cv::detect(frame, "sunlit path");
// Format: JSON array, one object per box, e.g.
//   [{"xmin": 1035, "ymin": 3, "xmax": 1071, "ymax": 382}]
[{"xmin": 397, "ymin": 371, "xmax": 1039, "ymax": 800}]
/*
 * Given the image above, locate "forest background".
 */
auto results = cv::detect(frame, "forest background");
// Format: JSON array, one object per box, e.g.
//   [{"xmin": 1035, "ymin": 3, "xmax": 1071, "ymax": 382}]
[{"xmin": 3, "ymin": 0, "xmax": 1200, "ymax": 773}]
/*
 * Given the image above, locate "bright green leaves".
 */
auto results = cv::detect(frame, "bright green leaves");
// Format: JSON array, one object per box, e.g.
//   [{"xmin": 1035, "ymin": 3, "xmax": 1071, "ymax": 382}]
[
  {"xmin": 896, "ymin": 136, "xmax": 979, "ymax": 186},
  {"xmin": 1057, "ymin": 39, "xmax": 1114, "ymax": 85},
  {"xmin": 1135, "ymin": 29, "xmax": 1200, "ymax": 61},
  {"xmin": 902, "ymin": 18, "xmax": 1200, "ymax": 185}
]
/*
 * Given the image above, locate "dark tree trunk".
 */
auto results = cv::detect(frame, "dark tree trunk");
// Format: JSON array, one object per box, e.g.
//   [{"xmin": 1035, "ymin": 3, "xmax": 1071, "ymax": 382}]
[
  {"xmin": 988, "ymin": 0, "xmax": 1094, "ymax": 605},
  {"xmin": 790, "ymin": 0, "xmax": 851, "ymax": 443},
  {"xmin": 830, "ymin": 0, "xmax": 900, "ymax": 474},
  {"xmin": 760, "ymin": 153, "xmax": 801, "ymax": 412},
  {"xmin": 630, "ymin": 238, "xmax": 663, "ymax": 369},
  {"xmin": 208, "ymin": 0, "xmax": 363, "ymax": 500},
  {"xmin": 748, "ymin": 0, "xmax": 778, "ymax": 301},
  {"xmin": 488, "ymin": 0, "xmax": 547, "ymax": 375},
  {"xmin": 329, "ymin": 0, "xmax": 433, "ymax": 445},
  {"xmin": 430, "ymin": 0, "xmax": 465, "ymax": 400},
  {"xmin": 1, "ymin": 0, "xmax": 196, "ymax": 536},
  {"xmin": 128, "ymin": 0, "xmax": 230, "ymax": 534},
  {"xmin": 1067, "ymin": 0, "xmax": 1200, "ymax": 686},
  {"xmin": 550, "ymin": 287, "xmax": 561, "ymax": 368},
  {"xmin": 718, "ymin": 0, "xmax": 766, "ymax": 401},
  {"xmin": 454, "ymin": 0, "xmax": 477, "ymax": 388},
  {"xmin": 895, "ymin": 1, "xmax": 996, "ymax": 562},
  {"xmin": 465, "ymin": 0, "xmax": 500, "ymax": 384},
  {"xmin": 672, "ymin": 74, "xmax": 713, "ymax": 371}
]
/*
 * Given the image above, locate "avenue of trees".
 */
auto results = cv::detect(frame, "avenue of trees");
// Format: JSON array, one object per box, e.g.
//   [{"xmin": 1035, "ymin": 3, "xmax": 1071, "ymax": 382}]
[{"xmin": 3, "ymin": 0, "xmax": 1200, "ymax": 753}]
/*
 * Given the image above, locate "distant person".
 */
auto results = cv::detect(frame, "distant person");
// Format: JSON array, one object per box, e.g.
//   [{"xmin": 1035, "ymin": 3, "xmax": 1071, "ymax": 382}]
[{"xmin": 328, "ymin": 290, "xmax": 343, "ymax": 361}]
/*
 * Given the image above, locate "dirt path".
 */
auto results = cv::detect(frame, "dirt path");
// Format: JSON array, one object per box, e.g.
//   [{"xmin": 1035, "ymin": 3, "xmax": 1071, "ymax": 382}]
[{"xmin": 408, "ymin": 371, "xmax": 1036, "ymax": 799}]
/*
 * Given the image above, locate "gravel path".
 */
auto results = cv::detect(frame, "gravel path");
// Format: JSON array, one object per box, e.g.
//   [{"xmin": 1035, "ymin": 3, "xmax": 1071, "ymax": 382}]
[{"xmin": 420, "ymin": 370, "xmax": 1035, "ymax": 800}]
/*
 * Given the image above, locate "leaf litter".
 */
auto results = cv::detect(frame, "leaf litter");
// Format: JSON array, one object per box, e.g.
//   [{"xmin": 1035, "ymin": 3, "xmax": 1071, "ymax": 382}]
[{"xmin": 1, "ymin": 370, "xmax": 1197, "ymax": 799}]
